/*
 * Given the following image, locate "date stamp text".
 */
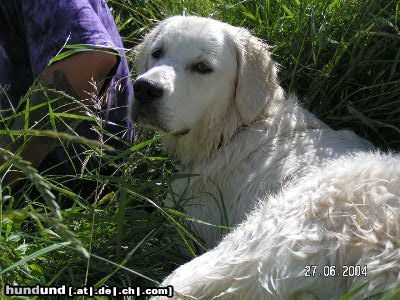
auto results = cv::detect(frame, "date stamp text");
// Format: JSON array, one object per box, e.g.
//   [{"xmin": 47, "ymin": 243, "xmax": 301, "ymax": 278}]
[{"xmin": 304, "ymin": 265, "xmax": 367, "ymax": 277}]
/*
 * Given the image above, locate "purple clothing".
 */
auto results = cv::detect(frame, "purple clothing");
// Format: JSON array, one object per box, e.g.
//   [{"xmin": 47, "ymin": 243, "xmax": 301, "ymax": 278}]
[{"xmin": 0, "ymin": 0, "xmax": 132, "ymax": 137}]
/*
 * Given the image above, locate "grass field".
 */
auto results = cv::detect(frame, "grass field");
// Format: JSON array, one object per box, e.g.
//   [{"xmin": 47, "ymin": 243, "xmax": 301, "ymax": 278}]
[{"xmin": 0, "ymin": 0, "xmax": 399, "ymax": 299}]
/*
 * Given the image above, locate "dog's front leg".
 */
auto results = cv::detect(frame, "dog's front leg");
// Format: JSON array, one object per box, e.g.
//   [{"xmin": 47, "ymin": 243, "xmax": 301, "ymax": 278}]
[{"xmin": 150, "ymin": 236, "xmax": 278, "ymax": 300}]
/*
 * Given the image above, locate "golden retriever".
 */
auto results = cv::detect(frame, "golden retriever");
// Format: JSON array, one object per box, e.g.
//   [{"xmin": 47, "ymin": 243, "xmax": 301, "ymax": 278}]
[{"xmin": 131, "ymin": 16, "xmax": 400, "ymax": 299}]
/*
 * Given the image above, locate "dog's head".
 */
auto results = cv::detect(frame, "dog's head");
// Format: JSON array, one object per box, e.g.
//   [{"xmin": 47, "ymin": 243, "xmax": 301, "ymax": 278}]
[{"xmin": 131, "ymin": 16, "xmax": 283, "ymax": 162}]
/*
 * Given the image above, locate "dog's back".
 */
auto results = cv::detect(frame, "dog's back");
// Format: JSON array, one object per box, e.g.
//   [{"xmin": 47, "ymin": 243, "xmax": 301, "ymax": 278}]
[{"xmin": 159, "ymin": 152, "xmax": 400, "ymax": 299}]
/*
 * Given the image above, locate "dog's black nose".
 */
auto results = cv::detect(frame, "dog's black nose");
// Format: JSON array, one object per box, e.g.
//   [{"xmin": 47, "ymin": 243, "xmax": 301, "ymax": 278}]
[{"xmin": 133, "ymin": 79, "xmax": 164, "ymax": 104}]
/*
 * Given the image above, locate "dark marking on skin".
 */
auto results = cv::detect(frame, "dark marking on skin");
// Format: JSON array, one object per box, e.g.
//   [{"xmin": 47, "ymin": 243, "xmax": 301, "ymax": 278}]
[
  {"xmin": 1, "ymin": 69, "xmax": 83, "ymax": 174},
  {"xmin": 40, "ymin": 69, "xmax": 82, "ymax": 126},
  {"xmin": 0, "ymin": 69, "xmax": 82, "ymax": 184},
  {"xmin": 52, "ymin": 69, "xmax": 80, "ymax": 100}
]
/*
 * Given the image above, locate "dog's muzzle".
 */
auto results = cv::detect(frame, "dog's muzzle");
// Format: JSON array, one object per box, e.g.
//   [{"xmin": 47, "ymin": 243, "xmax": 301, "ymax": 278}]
[
  {"xmin": 131, "ymin": 78, "xmax": 163, "ymax": 125},
  {"xmin": 131, "ymin": 78, "xmax": 190, "ymax": 137},
  {"xmin": 133, "ymin": 78, "xmax": 164, "ymax": 104}
]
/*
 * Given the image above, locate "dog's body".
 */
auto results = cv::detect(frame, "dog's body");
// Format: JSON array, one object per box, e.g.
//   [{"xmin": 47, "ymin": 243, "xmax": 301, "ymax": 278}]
[
  {"xmin": 168, "ymin": 97, "xmax": 373, "ymax": 246},
  {"xmin": 132, "ymin": 16, "xmax": 400, "ymax": 299}
]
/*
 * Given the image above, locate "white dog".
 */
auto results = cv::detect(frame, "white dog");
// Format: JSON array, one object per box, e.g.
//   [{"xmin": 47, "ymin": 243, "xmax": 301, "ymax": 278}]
[{"xmin": 131, "ymin": 16, "xmax": 400, "ymax": 299}]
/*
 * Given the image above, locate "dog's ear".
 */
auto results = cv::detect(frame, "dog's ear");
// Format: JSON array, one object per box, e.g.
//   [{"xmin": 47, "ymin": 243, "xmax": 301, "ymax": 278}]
[{"xmin": 230, "ymin": 28, "xmax": 283, "ymax": 124}]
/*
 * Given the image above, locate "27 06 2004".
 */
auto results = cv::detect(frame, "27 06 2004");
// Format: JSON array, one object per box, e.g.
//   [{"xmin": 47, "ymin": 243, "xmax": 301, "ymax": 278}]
[{"xmin": 304, "ymin": 265, "xmax": 367, "ymax": 277}]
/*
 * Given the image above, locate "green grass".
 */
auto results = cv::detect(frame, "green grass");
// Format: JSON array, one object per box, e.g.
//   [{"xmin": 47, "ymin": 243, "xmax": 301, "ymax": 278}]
[{"xmin": 0, "ymin": 0, "xmax": 399, "ymax": 299}]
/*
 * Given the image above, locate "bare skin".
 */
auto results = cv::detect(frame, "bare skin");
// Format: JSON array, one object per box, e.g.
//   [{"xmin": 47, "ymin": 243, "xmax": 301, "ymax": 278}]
[{"xmin": 1, "ymin": 50, "xmax": 118, "ymax": 185}]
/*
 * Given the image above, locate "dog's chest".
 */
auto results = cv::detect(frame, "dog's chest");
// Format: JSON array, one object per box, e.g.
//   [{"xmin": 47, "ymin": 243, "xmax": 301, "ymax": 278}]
[{"xmin": 169, "ymin": 144, "xmax": 298, "ymax": 247}]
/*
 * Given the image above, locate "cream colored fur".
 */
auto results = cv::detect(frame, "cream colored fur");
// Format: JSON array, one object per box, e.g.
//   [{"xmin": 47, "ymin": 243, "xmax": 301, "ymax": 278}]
[{"xmin": 132, "ymin": 16, "xmax": 400, "ymax": 299}]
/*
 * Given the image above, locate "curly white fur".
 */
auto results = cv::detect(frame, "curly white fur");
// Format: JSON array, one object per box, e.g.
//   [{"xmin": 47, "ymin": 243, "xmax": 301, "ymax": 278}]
[
  {"xmin": 132, "ymin": 16, "xmax": 400, "ymax": 299},
  {"xmin": 156, "ymin": 153, "xmax": 400, "ymax": 299}
]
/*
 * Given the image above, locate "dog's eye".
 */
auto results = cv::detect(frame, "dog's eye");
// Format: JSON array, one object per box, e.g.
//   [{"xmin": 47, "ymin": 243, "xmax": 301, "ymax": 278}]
[
  {"xmin": 191, "ymin": 62, "xmax": 213, "ymax": 74},
  {"xmin": 151, "ymin": 48, "xmax": 163, "ymax": 59}
]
